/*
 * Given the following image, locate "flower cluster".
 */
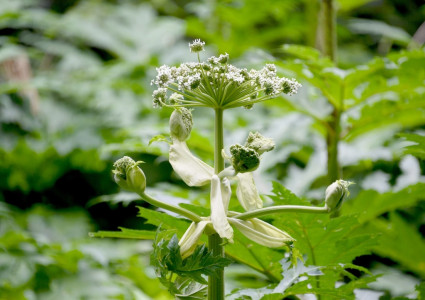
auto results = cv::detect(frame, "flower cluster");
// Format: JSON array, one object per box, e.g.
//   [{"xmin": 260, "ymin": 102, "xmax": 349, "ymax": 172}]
[{"xmin": 151, "ymin": 40, "xmax": 301, "ymax": 109}]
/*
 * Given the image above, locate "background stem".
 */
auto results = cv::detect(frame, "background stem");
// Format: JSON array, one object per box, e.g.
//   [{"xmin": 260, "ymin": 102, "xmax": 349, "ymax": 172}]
[
  {"xmin": 208, "ymin": 108, "xmax": 225, "ymax": 300},
  {"xmin": 318, "ymin": 0, "xmax": 339, "ymax": 297}
]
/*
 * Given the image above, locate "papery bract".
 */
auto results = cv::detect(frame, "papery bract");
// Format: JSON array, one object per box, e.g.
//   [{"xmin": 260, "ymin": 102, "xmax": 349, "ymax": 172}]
[
  {"xmin": 236, "ymin": 172, "xmax": 263, "ymax": 211},
  {"xmin": 179, "ymin": 220, "xmax": 210, "ymax": 259},
  {"xmin": 229, "ymin": 218, "xmax": 294, "ymax": 247},
  {"xmin": 210, "ymin": 175, "xmax": 234, "ymax": 242},
  {"xmin": 169, "ymin": 139, "xmax": 214, "ymax": 186}
]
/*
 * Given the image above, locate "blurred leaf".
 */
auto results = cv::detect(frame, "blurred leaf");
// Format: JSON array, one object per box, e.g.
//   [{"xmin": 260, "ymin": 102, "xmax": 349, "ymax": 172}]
[
  {"xmin": 341, "ymin": 183, "xmax": 425, "ymax": 224},
  {"xmin": 364, "ymin": 213, "xmax": 425, "ymax": 278},
  {"xmin": 89, "ymin": 227, "xmax": 156, "ymax": 240},
  {"xmin": 399, "ymin": 133, "xmax": 425, "ymax": 160},
  {"xmin": 347, "ymin": 19, "xmax": 411, "ymax": 45}
]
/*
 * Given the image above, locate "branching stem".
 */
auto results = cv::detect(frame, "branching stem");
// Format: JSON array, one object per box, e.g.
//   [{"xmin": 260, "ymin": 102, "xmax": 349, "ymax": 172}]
[
  {"xmin": 139, "ymin": 192, "xmax": 202, "ymax": 222},
  {"xmin": 233, "ymin": 205, "xmax": 329, "ymax": 220}
]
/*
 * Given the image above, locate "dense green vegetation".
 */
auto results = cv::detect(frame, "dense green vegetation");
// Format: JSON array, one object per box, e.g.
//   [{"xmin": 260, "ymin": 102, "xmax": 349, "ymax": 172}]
[{"xmin": 1, "ymin": 0, "xmax": 425, "ymax": 299}]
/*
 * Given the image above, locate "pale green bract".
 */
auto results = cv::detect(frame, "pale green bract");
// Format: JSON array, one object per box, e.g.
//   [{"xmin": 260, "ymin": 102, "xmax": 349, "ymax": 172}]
[
  {"xmin": 169, "ymin": 139, "xmax": 214, "ymax": 187},
  {"xmin": 210, "ymin": 175, "xmax": 234, "ymax": 242},
  {"xmin": 179, "ymin": 220, "xmax": 210, "ymax": 259},
  {"xmin": 236, "ymin": 173, "xmax": 263, "ymax": 211},
  {"xmin": 229, "ymin": 218, "xmax": 294, "ymax": 247}
]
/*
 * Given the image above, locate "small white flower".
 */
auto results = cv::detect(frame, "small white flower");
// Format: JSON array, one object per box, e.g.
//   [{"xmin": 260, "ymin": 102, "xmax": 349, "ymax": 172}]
[{"xmin": 189, "ymin": 39, "xmax": 205, "ymax": 53}]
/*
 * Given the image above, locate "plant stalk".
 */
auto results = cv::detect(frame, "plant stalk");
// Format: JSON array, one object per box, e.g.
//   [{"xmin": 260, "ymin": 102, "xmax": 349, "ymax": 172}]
[
  {"xmin": 139, "ymin": 192, "xmax": 202, "ymax": 222},
  {"xmin": 327, "ymin": 109, "xmax": 341, "ymax": 184},
  {"xmin": 233, "ymin": 205, "xmax": 329, "ymax": 220},
  {"xmin": 208, "ymin": 108, "xmax": 225, "ymax": 300},
  {"xmin": 318, "ymin": 1, "xmax": 338, "ymax": 297},
  {"xmin": 318, "ymin": 0, "xmax": 336, "ymax": 61}
]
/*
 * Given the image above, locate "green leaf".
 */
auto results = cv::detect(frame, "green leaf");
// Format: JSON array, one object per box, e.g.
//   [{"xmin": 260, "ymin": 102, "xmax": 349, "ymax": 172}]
[
  {"xmin": 151, "ymin": 234, "xmax": 232, "ymax": 295},
  {"xmin": 399, "ymin": 133, "xmax": 425, "ymax": 160},
  {"xmin": 89, "ymin": 227, "xmax": 156, "ymax": 240},
  {"xmin": 417, "ymin": 281, "xmax": 425, "ymax": 300},
  {"xmin": 341, "ymin": 183, "xmax": 425, "ymax": 224},
  {"xmin": 279, "ymin": 44, "xmax": 321, "ymax": 60},
  {"xmin": 364, "ymin": 213, "xmax": 425, "ymax": 278},
  {"xmin": 266, "ymin": 182, "xmax": 377, "ymax": 297},
  {"xmin": 149, "ymin": 134, "xmax": 171, "ymax": 145},
  {"xmin": 137, "ymin": 206, "xmax": 190, "ymax": 234},
  {"xmin": 347, "ymin": 18, "xmax": 411, "ymax": 45}
]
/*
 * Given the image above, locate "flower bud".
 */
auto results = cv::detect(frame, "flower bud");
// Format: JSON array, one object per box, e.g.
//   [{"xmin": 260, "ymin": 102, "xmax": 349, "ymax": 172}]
[
  {"xmin": 245, "ymin": 131, "xmax": 275, "ymax": 155},
  {"xmin": 230, "ymin": 144, "xmax": 260, "ymax": 173},
  {"xmin": 169, "ymin": 108, "xmax": 193, "ymax": 142},
  {"xmin": 113, "ymin": 156, "xmax": 146, "ymax": 194},
  {"xmin": 325, "ymin": 179, "xmax": 354, "ymax": 212}
]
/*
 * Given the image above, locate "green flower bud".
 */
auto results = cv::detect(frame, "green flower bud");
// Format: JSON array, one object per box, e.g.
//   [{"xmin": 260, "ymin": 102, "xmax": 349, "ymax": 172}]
[
  {"xmin": 245, "ymin": 131, "xmax": 275, "ymax": 155},
  {"xmin": 113, "ymin": 156, "xmax": 146, "ymax": 193},
  {"xmin": 169, "ymin": 108, "xmax": 193, "ymax": 142},
  {"xmin": 230, "ymin": 144, "xmax": 260, "ymax": 173},
  {"xmin": 325, "ymin": 179, "xmax": 354, "ymax": 212}
]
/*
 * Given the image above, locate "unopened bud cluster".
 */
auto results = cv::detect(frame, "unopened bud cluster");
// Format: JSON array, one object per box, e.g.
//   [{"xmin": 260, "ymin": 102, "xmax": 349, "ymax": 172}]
[
  {"xmin": 229, "ymin": 131, "xmax": 275, "ymax": 174},
  {"xmin": 113, "ymin": 156, "xmax": 146, "ymax": 194}
]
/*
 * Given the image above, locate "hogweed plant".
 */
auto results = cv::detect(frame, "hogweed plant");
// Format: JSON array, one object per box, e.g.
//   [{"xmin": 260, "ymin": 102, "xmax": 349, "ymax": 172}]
[{"xmin": 107, "ymin": 40, "xmax": 353, "ymax": 299}]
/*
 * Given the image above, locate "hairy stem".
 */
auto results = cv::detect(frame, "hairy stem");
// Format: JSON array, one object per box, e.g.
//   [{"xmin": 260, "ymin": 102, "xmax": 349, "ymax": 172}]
[
  {"xmin": 139, "ymin": 192, "xmax": 202, "ymax": 222},
  {"xmin": 208, "ymin": 108, "xmax": 225, "ymax": 300}
]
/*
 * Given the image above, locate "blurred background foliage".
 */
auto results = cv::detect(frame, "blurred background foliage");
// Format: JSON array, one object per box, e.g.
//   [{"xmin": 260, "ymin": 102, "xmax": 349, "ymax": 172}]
[{"xmin": 0, "ymin": 0, "xmax": 424, "ymax": 298}]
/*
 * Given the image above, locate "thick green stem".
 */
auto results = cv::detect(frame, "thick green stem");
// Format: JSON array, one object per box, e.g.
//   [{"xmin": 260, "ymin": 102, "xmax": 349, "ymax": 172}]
[
  {"xmin": 139, "ymin": 192, "xmax": 202, "ymax": 222},
  {"xmin": 318, "ymin": 1, "xmax": 338, "ymax": 297},
  {"xmin": 208, "ymin": 108, "xmax": 225, "ymax": 300},
  {"xmin": 318, "ymin": 0, "xmax": 337, "ymax": 61},
  {"xmin": 233, "ymin": 205, "xmax": 329, "ymax": 220},
  {"xmin": 327, "ymin": 109, "xmax": 341, "ymax": 184}
]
